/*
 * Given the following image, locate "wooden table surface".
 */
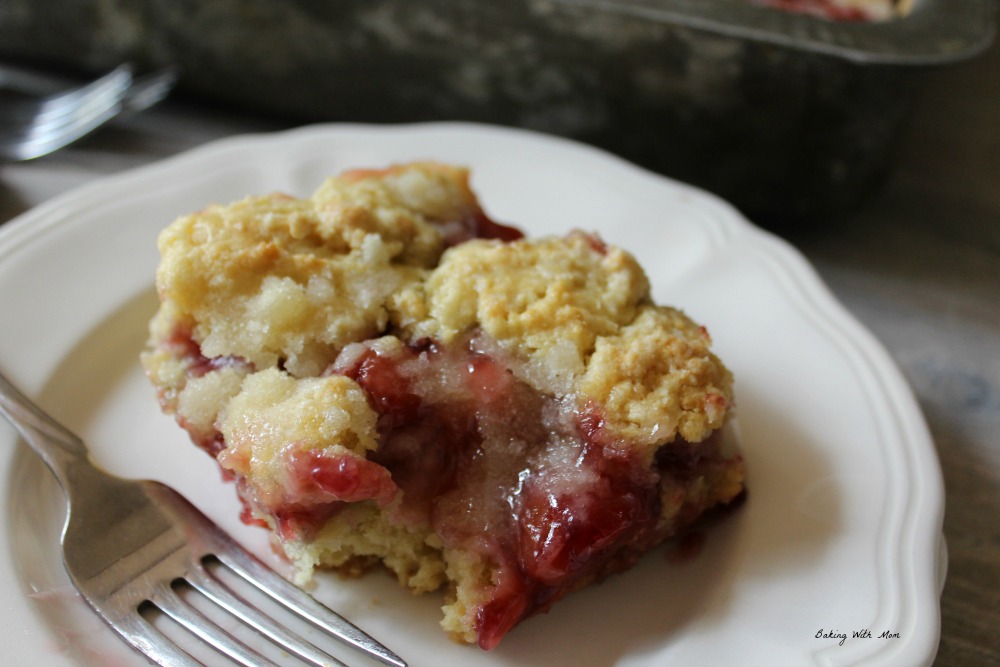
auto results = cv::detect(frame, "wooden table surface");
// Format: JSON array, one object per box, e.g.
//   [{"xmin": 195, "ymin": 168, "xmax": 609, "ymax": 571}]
[{"xmin": 1, "ymin": 32, "xmax": 997, "ymax": 667}]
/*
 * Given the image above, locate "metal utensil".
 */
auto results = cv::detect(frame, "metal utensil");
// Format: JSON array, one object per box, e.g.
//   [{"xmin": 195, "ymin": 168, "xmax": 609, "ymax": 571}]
[
  {"xmin": 0, "ymin": 64, "xmax": 176, "ymax": 161},
  {"xmin": 0, "ymin": 369, "xmax": 407, "ymax": 667}
]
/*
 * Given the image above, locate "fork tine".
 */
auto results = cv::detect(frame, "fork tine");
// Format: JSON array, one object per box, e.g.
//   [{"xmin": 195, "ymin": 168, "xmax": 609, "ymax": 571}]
[
  {"xmin": 32, "ymin": 65, "xmax": 133, "ymax": 122},
  {"xmin": 0, "ymin": 85, "xmax": 126, "ymax": 161},
  {"xmin": 8, "ymin": 66, "xmax": 129, "ymax": 132},
  {"xmin": 0, "ymin": 82, "xmax": 118, "ymax": 139},
  {"xmin": 115, "ymin": 613, "xmax": 203, "ymax": 667},
  {"xmin": 187, "ymin": 560, "xmax": 349, "ymax": 667},
  {"xmin": 0, "ymin": 64, "xmax": 135, "ymax": 161},
  {"xmin": 216, "ymin": 548, "xmax": 407, "ymax": 667},
  {"xmin": 121, "ymin": 67, "xmax": 178, "ymax": 116},
  {"xmin": 152, "ymin": 584, "xmax": 283, "ymax": 667},
  {"xmin": 14, "ymin": 85, "xmax": 124, "ymax": 136},
  {"xmin": 0, "ymin": 65, "xmax": 132, "ymax": 123}
]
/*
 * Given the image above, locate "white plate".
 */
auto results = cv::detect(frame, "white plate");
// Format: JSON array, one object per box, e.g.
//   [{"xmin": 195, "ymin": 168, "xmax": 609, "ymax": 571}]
[{"xmin": 0, "ymin": 123, "xmax": 945, "ymax": 666}]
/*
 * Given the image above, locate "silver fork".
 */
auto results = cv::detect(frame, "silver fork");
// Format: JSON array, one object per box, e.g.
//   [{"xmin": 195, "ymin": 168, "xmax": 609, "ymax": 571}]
[
  {"xmin": 0, "ymin": 64, "xmax": 175, "ymax": 161},
  {"xmin": 0, "ymin": 369, "xmax": 407, "ymax": 667},
  {"xmin": 0, "ymin": 64, "xmax": 131, "ymax": 120}
]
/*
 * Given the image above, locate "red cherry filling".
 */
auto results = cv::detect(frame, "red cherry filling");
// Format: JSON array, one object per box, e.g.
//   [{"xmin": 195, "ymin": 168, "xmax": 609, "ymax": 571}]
[
  {"xmin": 284, "ymin": 446, "xmax": 398, "ymax": 508},
  {"xmin": 161, "ymin": 329, "xmax": 251, "ymax": 460},
  {"xmin": 475, "ymin": 552, "xmax": 530, "ymax": 650},
  {"xmin": 330, "ymin": 335, "xmax": 674, "ymax": 649},
  {"xmin": 176, "ymin": 415, "xmax": 228, "ymax": 458},
  {"xmin": 468, "ymin": 438, "xmax": 661, "ymax": 649},
  {"xmin": 163, "ymin": 326, "xmax": 251, "ymax": 379},
  {"xmin": 518, "ymin": 459, "xmax": 655, "ymax": 587},
  {"xmin": 230, "ymin": 446, "xmax": 399, "ymax": 543},
  {"xmin": 272, "ymin": 504, "xmax": 344, "ymax": 542},
  {"xmin": 167, "ymin": 328, "xmax": 728, "ymax": 650},
  {"xmin": 437, "ymin": 210, "xmax": 524, "ymax": 247},
  {"xmin": 339, "ymin": 347, "xmax": 422, "ymax": 430},
  {"xmin": 465, "ymin": 210, "xmax": 524, "ymax": 243},
  {"xmin": 465, "ymin": 352, "xmax": 516, "ymax": 406},
  {"xmin": 757, "ymin": 0, "xmax": 869, "ymax": 20}
]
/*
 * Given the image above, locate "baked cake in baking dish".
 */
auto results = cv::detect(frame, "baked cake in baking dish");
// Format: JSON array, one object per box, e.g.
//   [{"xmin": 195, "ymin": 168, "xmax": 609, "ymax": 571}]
[
  {"xmin": 142, "ymin": 162, "xmax": 746, "ymax": 649},
  {"xmin": 755, "ymin": 0, "xmax": 909, "ymax": 21}
]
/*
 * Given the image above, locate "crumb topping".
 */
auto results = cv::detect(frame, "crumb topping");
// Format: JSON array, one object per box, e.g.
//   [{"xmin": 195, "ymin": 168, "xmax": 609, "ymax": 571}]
[
  {"xmin": 143, "ymin": 161, "xmax": 743, "ymax": 649},
  {"xmin": 151, "ymin": 164, "xmax": 730, "ymax": 446},
  {"xmin": 153, "ymin": 163, "xmax": 482, "ymax": 377}
]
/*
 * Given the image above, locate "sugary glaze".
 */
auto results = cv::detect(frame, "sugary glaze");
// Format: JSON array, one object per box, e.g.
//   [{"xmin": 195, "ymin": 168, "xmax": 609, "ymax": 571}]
[{"xmin": 143, "ymin": 162, "xmax": 745, "ymax": 649}]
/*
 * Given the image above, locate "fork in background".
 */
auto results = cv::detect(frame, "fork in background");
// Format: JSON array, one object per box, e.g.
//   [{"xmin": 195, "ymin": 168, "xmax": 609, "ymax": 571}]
[
  {"xmin": 0, "ymin": 368, "xmax": 407, "ymax": 667},
  {"xmin": 0, "ymin": 63, "xmax": 176, "ymax": 161}
]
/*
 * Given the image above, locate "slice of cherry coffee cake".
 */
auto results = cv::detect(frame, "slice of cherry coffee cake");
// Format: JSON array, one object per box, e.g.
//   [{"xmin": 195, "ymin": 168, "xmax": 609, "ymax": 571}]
[{"xmin": 142, "ymin": 162, "xmax": 746, "ymax": 650}]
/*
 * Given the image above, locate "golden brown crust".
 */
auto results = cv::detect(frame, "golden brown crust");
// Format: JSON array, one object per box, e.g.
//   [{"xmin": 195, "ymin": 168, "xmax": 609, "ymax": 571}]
[
  {"xmin": 148, "ymin": 163, "xmax": 731, "ymax": 448},
  {"xmin": 152, "ymin": 163, "xmax": 473, "ymax": 378},
  {"xmin": 580, "ymin": 307, "xmax": 732, "ymax": 447}
]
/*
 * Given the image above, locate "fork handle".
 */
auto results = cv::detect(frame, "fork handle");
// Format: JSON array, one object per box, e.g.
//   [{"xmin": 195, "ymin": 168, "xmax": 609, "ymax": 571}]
[{"xmin": 0, "ymin": 369, "xmax": 91, "ymax": 488}]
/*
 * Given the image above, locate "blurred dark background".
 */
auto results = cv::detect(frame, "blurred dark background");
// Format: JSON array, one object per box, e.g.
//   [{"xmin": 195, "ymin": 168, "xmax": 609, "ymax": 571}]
[{"xmin": 1, "ymin": 0, "xmax": 993, "ymax": 225}]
